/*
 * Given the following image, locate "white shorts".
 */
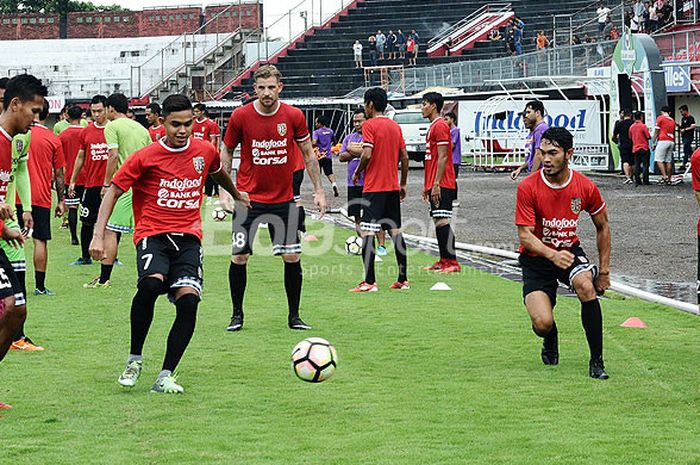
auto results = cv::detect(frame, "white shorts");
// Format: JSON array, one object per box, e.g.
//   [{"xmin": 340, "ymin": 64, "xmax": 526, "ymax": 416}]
[{"xmin": 654, "ymin": 140, "xmax": 674, "ymax": 163}]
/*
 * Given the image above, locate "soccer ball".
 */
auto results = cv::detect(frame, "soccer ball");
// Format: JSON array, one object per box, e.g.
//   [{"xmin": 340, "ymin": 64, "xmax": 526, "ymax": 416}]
[
  {"xmin": 345, "ymin": 235, "xmax": 363, "ymax": 255},
  {"xmin": 212, "ymin": 207, "xmax": 227, "ymax": 222},
  {"xmin": 291, "ymin": 337, "xmax": 338, "ymax": 383}
]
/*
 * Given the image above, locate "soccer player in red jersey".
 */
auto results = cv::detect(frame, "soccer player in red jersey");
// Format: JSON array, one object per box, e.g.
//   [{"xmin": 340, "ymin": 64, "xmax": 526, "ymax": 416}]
[
  {"xmin": 350, "ymin": 87, "xmax": 410, "ymax": 292},
  {"xmin": 193, "ymin": 103, "xmax": 222, "ymax": 203},
  {"xmin": 89, "ymin": 94, "xmax": 249, "ymax": 394},
  {"xmin": 691, "ymin": 147, "xmax": 700, "ymax": 305},
  {"xmin": 59, "ymin": 106, "xmax": 87, "ymax": 247},
  {"xmin": 145, "ymin": 102, "xmax": 166, "ymax": 142},
  {"xmin": 219, "ymin": 65, "xmax": 326, "ymax": 331},
  {"xmin": 0, "ymin": 75, "xmax": 46, "ymax": 406},
  {"xmin": 420, "ymin": 92, "xmax": 460, "ymax": 273},
  {"xmin": 26, "ymin": 100, "xmax": 66, "ymax": 296},
  {"xmin": 516, "ymin": 127, "xmax": 611, "ymax": 379},
  {"xmin": 69, "ymin": 95, "xmax": 110, "ymax": 266}
]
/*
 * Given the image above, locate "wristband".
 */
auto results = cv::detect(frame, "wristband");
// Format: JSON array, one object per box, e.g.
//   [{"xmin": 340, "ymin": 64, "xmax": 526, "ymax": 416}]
[{"xmin": 103, "ymin": 184, "xmax": 110, "ymax": 188}]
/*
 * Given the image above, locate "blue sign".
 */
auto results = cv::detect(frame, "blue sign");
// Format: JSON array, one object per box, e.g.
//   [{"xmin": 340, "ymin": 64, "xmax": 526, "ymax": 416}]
[{"xmin": 664, "ymin": 61, "xmax": 691, "ymax": 93}]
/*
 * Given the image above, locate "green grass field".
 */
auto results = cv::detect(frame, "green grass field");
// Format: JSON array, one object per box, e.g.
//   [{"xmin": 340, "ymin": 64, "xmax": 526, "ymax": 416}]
[{"xmin": 2, "ymin": 210, "xmax": 700, "ymax": 464}]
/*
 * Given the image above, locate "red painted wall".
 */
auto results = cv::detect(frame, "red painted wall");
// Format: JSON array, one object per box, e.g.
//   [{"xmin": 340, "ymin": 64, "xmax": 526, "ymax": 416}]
[{"xmin": 0, "ymin": 13, "xmax": 59, "ymax": 40}]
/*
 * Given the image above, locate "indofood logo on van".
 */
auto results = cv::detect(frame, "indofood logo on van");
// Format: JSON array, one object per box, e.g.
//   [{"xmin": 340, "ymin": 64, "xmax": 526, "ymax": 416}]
[{"xmin": 473, "ymin": 109, "xmax": 588, "ymax": 134}]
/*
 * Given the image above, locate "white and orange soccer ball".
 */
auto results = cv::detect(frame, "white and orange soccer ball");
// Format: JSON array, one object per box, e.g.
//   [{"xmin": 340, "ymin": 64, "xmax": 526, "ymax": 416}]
[
  {"xmin": 291, "ymin": 337, "xmax": 338, "ymax": 383},
  {"xmin": 212, "ymin": 207, "xmax": 227, "ymax": 222}
]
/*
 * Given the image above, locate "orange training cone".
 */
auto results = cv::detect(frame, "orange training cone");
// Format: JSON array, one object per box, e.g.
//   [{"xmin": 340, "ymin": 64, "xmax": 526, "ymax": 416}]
[{"xmin": 621, "ymin": 317, "xmax": 647, "ymax": 328}]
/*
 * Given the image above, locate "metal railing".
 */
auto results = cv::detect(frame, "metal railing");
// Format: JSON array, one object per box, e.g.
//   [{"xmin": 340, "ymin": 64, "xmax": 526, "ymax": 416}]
[
  {"xmin": 391, "ymin": 40, "xmax": 617, "ymax": 94},
  {"xmin": 426, "ymin": 3, "xmax": 512, "ymax": 52},
  {"xmin": 215, "ymin": 0, "xmax": 357, "ymax": 98},
  {"xmin": 130, "ymin": 1, "xmax": 259, "ymax": 99},
  {"xmin": 552, "ymin": 2, "xmax": 626, "ymax": 47}
]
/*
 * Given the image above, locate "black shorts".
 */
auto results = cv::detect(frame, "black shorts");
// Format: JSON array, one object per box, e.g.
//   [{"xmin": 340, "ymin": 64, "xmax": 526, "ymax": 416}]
[
  {"xmin": 232, "ymin": 201, "xmax": 300, "ymax": 255},
  {"xmin": 136, "ymin": 233, "xmax": 203, "ymax": 302},
  {"xmin": 361, "ymin": 191, "xmax": 402, "ymax": 232},
  {"xmin": 318, "ymin": 157, "xmax": 333, "ymax": 176},
  {"xmin": 519, "ymin": 244, "xmax": 598, "ymax": 307},
  {"xmin": 31, "ymin": 206, "xmax": 51, "ymax": 241},
  {"xmin": 428, "ymin": 187, "xmax": 456, "ymax": 219},
  {"xmin": 0, "ymin": 248, "xmax": 25, "ymax": 307},
  {"xmin": 293, "ymin": 169, "xmax": 304, "ymax": 202},
  {"xmin": 65, "ymin": 185, "xmax": 84, "ymax": 208},
  {"xmin": 347, "ymin": 186, "xmax": 363, "ymax": 220},
  {"xmin": 453, "ymin": 163, "xmax": 460, "ymax": 178},
  {"xmin": 80, "ymin": 186, "xmax": 102, "ymax": 225},
  {"xmin": 620, "ymin": 145, "xmax": 634, "ymax": 166}
]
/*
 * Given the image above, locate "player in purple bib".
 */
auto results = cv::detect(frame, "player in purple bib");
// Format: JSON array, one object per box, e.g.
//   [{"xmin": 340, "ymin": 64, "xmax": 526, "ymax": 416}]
[
  {"xmin": 511, "ymin": 100, "xmax": 550, "ymax": 180},
  {"xmin": 312, "ymin": 115, "xmax": 339, "ymax": 197}
]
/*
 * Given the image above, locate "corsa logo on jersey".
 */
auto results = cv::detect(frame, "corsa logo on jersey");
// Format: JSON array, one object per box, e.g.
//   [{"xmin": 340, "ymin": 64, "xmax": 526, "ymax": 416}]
[
  {"xmin": 251, "ymin": 138, "xmax": 289, "ymax": 165},
  {"xmin": 90, "ymin": 143, "xmax": 109, "ymax": 161},
  {"xmin": 156, "ymin": 177, "xmax": 202, "ymax": 209}
]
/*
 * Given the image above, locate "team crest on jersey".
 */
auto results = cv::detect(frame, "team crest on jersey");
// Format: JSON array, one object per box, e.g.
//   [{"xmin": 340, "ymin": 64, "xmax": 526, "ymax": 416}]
[
  {"xmin": 277, "ymin": 123, "xmax": 287, "ymax": 137},
  {"xmin": 193, "ymin": 156, "xmax": 205, "ymax": 174},
  {"xmin": 14, "ymin": 139, "xmax": 24, "ymax": 153},
  {"xmin": 570, "ymin": 197, "xmax": 582, "ymax": 214}
]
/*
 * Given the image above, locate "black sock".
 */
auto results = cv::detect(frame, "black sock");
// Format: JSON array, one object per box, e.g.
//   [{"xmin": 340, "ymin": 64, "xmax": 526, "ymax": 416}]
[
  {"xmin": 68, "ymin": 208, "xmax": 78, "ymax": 242},
  {"xmin": 393, "ymin": 233, "xmax": 408, "ymax": 282},
  {"xmin": 35, "ymin": 271, "xmax": 46, "ymax": 291},
  {"xmin": 284, "ymin": 261, "xmax": 302, "ymax": 318},
  {"xmin": 81, "ymin": 223, "xmax": 94, "ymax": 260},
  {"xmin": 130, "ymin": 278, "xmax": 162, "ymax": 355},
  {"xmin": 13, "ymin": 270, "xmax": 26, "ymax": 340},
  {"xmin": 298, "ymin": 206, "xmax": 306, "ymax": 233},
  {"xmin": 361, "ymin": 235, "xmax": 376, "ymax": 284},
  {"xmin": 581, "ymin": 299, "xmax": 603, "ymax": 359},
  {"xmin": 100, "ymin": 264, "xmax": 113, "ymax": 283},
  {"xmin": 435, "ymin": 224, "xmax": 446, "ymax": 259},
  {"xmin": 163, "ymin": 294, "xmax": 199, "ymax": 372},
  {"xmin": 229, "ymin": 262, "xmax": 247, "ymax": 316}
]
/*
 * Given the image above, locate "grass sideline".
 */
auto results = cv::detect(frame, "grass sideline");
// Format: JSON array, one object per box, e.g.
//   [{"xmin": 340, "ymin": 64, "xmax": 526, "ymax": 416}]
[{"xmin": 2, "ymin": 210, "xmax": 700, "ymax": 464}]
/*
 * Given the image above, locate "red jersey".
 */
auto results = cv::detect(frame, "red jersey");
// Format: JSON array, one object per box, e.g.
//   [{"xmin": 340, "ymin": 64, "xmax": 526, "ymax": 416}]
[
  {"xmin": 0, "ymin": 128, "xmax": 17, "ymax": 203},
  {"xmin": 148, "ymin": 125, "xmax": 166, "ymax": 142},
  {"xmin": 59, "ymin": 125, "xmax": 86, "ymax": 186},
  {"xmin": 691, "ymin": 148, "xmax": 700, "ymax": 235},
  {"xmin": 79, "ymin": 122, "xmax": 109, "ymax": 188},
  {"xmin": 29, "ymin": 125, "xmax": 66, "ymax": 209},
  {"xmin": 192, "ymin": 118, "xmax": 221, "ymax": 144},
  {"xmin": 290, "ymin": 142, "xmax": 305, "ymax": 172},
  {"xmin": 629, "ymin": 120, "xmax": 651, "ymax": 152},
  {"xmin": 516, "ymin": 169, "xmax": 606, "ymax": 256},
  {"xmin": 424, "ymin": 117, "xmax": 455, "ymax": 191},
  {"xmin": 223, "ymin": 101, "xmax": 310, "ymax": 203},
  {"xmin": 362, "ymin": 115, "xmax": 406, "ymax": 193},
  {"xmin": 112, "ymin": 138, "xmax": 222, "ymax": 245},
  {"xmin": 655, "ymin": 114, "xmax": 676, "ymax": 142}
]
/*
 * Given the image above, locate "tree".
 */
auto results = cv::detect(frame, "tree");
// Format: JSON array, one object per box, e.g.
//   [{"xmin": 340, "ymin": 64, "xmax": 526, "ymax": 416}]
[{"xmin": 0, "ymin": 0, "xmax": 125, "ymax": 14}]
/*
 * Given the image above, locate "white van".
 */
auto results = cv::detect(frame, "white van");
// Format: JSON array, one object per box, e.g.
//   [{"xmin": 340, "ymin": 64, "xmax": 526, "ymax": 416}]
[{"xmin": 391, "ymin": 109, "xmax": 429, "ymax": 163}]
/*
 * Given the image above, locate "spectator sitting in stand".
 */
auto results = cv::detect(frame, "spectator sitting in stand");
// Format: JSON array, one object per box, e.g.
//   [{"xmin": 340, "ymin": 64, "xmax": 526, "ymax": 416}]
[{"xmin": 489, "ymin": 29, "xmax": 503, "ymax": 41}]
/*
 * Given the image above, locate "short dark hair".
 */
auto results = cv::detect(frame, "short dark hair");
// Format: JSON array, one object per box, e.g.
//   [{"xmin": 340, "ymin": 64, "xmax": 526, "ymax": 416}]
[
  {"xmin": 0, "ymin": 77, "xmax": 8, "ymax": 90},
  {"xmin": 316, "ymin": 114, "xmax": 329, "ymax": 126},
  {"xmin": 679, "ymin": 104, "xmax": 689, "ymax": 112},
  {"xmin": 106, "ymin": 93, "xmax": 129, "ymax": 114},
  {"xmin": 634, "ymin": 111, "xmax": 644, "ymax": 120},
  {"xmin": 623, "ymin": 108, "xmax": 632, "ymax": 117},
  {"xmin": 3, "ymin": 74, "xmax": 48, "ymax": 110},
  {"xmin": 541, "ymin": 126, "xmax": 574, "ymax": 152},
  {"xmin": 422, "ymin": 92, "xmax": 444, "ymax": 112},
  {"xmin": 660, "ymin": 105, "xmax": 671, "ymax": 113},
  {"xmin": 39, "ymin": 99, "xmax": 50, "ymax": 121},
  {"xmin": 444, "ymin": 111, "xmax": 457, "ymax": 121},
  {"xmin": 193, "ymin": 103, "xmax": 206, "ymax": 112},
  {"xmin": 162, "ymin": 94, "xmax": 192, "ymax": 117},
  {"xmin": 91, "ymin": 94, "xmax": 107, "ymax": 107},
  {"xmin": 67, "ymin": 105, "xmax": 83, "ymax": 121},
  {"xmin": 364, "ymin": 87, "xmax": 387, "ymax": 112},
  {"xmin": 353, "ymin": 108, "xmax": 366, "ymax": 118},
  {"xmin": 146, "ymin": 102, "xmax": 161, "ymax": 115},
  {"xmin": 525, "ymin": 100, "xmax": 545, "ymax": 116}
]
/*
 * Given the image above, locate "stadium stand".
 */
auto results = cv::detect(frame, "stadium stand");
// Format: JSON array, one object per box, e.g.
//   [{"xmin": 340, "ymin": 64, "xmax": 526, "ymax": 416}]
[{"xmin": 220, "ymin": 0, "xmax": 599, "ymax": 99}]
